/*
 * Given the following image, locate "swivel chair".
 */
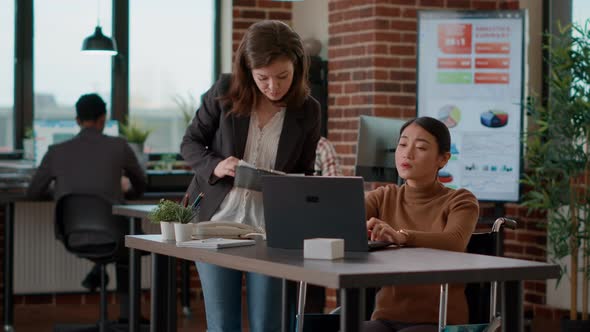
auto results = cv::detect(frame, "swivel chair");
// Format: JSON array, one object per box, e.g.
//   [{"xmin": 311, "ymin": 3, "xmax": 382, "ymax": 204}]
[
  {"xmin": 53, "ymin": 194, "xmax": 128, "ymax": 332},
  {"xmin": 297, "ymin": 217, "xmax": 517, "ymax": 332}
]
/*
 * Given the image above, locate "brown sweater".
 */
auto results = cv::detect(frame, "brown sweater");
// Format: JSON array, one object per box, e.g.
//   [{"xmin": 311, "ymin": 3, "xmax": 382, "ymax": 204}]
[{"xmin": 365, "ymin": 181, "xmax": 479, "ymax": 325}]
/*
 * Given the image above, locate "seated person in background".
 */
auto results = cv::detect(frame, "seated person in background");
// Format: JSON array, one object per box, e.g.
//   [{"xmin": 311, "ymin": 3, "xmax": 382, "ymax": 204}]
[
  {"xmin": 363, "ymin": 117, "xmax": 479, "ymax": 332},
  {"xmin": 27, "ymin": 93, "xmax": 147, "ymax": 324},
  {"xmin": 314, "ymin": 136, "xmax": 343, "ymax": 176}
]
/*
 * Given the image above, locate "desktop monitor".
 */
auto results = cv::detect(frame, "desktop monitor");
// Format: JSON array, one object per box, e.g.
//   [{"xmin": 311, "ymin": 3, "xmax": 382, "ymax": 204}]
[
  {"xmin": 355, "ymin": 115, "xmax": 405, "ymax": 183},
  {"xmin": 33, "ymin": 119, "xmax": 119, "ymax": 166}
]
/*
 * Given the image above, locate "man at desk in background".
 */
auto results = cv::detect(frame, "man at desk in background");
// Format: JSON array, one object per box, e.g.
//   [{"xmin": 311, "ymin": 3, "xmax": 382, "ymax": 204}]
[{"xmin": 27, "ymin": 93, "xmax": 147, "ymax": 324}]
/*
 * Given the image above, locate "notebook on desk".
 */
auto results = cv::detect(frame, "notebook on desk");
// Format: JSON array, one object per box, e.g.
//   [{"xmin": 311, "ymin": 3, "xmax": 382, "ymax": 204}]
[{"xmin": 261, "ymin": 176, "xmax": 394, "ymax": 252}]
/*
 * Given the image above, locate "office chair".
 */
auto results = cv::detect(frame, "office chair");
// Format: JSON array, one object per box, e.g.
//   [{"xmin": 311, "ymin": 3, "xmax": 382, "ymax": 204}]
[
  {"xmin": 297, "ymin": 217, "xmax": 517, "ymax": 332},
  {"xmin": 53, "ymin": 194, "xmax": 129, "ymax": 332}
]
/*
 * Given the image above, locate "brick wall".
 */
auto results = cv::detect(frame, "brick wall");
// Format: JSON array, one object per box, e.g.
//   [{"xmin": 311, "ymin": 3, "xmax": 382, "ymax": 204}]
[{"xmin": 232, "ymin": 0, "xmax": 293, "ymax": 53}]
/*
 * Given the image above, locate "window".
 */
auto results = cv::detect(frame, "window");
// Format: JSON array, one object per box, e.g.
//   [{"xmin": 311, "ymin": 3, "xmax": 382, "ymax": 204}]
[
  {"xmin": 573, "ymin": 0, "xmax": 590, "ymax": 27},
  {"xmin": 129, "ymin": 0, "xmax": 215, "ymax": 153},
  {"xmin": 0, "ymin": 0, "xmax": 15, "ymax": 151},
  {"xmin": 34, "ymin": 0, "xmax": 113, "ymax": 121}
]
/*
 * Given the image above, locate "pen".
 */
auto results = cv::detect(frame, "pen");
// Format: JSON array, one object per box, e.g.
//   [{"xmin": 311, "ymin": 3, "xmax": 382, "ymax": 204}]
[
  {"xmin": 191, "ymin": 192, "xmax": 204, "ymax": 209},
  {"xmin": 182, "ymin": 193, "xmax": 189, "ymax": 208}
]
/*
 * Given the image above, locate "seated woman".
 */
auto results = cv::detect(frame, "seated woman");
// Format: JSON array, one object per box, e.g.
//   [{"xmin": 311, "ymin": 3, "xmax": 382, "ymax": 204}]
[{"xmin": 364, "ymin": 116, "xmax": 479, "ymax": 332}]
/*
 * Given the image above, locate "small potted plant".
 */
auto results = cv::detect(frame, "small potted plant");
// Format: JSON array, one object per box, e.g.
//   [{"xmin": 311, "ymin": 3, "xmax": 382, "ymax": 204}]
[
  {"xmin": 148, "ymin": 199, "xmax": 178, "ymax": 241},
  {"xmin": 172, "ymin": 92, "xmax": 198, "ymax": 128},
  {"xmin": 120, "ymin": 117, "xmax": 152, "ymax": 167},
  {"xmin": 173, "ymin": 205, "xmax": 196, "ymax": 243}
]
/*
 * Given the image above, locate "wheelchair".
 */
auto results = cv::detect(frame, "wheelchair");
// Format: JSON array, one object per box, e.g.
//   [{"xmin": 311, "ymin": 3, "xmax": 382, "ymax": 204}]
[{"xmin": 295, "ymin": 217, "xmax": 517, "ymax": 332}]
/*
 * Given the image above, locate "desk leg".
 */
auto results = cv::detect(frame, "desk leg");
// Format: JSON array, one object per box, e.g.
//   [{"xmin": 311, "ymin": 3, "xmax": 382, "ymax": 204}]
[
  {"xmin": 181, "ymin": 260, "xmax": 191, "ymax": 317},
  {"xmin": 166, "ymin": 257, "xmax": 177, "ymax": 332},
  {"xmin": 3, "ymin": 202, "xmax": 14, "ymax": 332},
  {"xmin": 281, "ymin": 279, "xmax": 297, "ymax": 332},
  {"xmin": 502, "ymin": 280, "xmax": 523, "ymax": 332},
  {"xmin": 129, "ymin": 217, "xmax": 142, "ymax": 332},
  {"xmin": 340, "ymin": 288, "xmax": 365, "ymax": 332},
  {"xmin": 151, "ymin": 253, "xmax": 169, "ymax": 332}
]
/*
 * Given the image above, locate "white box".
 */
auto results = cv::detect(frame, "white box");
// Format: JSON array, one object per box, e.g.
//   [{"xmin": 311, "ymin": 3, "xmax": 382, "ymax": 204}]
[{"xmin": 303, "ymin": 238, "xmax": 344, "ymax": 260}]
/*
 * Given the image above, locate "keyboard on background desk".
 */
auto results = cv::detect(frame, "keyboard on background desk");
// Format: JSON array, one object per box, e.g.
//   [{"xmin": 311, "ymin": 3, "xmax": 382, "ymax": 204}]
[{"xmin": 0, "ymin": 160, "xmax": 35, "ymax": 190}]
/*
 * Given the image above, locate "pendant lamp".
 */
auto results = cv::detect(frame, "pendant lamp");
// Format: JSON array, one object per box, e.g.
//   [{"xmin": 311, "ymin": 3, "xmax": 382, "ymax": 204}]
[{"xmin": 81, "ymin": 0, "xmax": 117, "ymax": 55}]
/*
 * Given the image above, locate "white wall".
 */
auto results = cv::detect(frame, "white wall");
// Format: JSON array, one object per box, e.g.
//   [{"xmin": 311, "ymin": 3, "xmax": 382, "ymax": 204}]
[{"xmin": 293, "ymin": 0, "xmax": 329, "ymax": 59}]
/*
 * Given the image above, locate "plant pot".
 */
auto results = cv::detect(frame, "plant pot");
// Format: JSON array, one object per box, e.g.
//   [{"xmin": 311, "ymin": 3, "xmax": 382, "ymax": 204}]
[
  {"xmin": 23, "ymin": 138, "xmax": 35, "ymax": 160},
  {"xmin": 174, "ymin": 223, "xmax": 193, "ymax": 243},
  {"xmin": 561, "ymin": 318, "xmax": 590, "ymax": 332},
  {"xmin": 128, "ymin": 142, "xmax": 147, "ymax": 170},
  {"xmin": 160, "ymin": 221, "xmax": 175, "ymax": 241}
]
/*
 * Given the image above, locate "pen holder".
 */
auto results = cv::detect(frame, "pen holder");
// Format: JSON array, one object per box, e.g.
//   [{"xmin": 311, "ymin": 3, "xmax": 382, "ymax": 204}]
[{"xmin": 174, "ymin": 223, "xmax": 194, "ymax": 243}]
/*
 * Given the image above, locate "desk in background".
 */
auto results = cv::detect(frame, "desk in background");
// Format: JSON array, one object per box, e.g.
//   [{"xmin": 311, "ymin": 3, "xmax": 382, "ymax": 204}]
[
  {"xmin": 0, "ymin": 159, "xmax": 191, "ymax": 332},
  {"xmin": 125, "ymin": 233, "xmax": 559, "ymax": 332}
]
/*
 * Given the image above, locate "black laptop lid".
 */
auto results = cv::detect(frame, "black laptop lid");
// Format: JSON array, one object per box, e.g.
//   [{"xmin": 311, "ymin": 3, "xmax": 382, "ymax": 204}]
[{"xmin": 262, "ymin": 176, "xmax": 369, "ymax": 252}]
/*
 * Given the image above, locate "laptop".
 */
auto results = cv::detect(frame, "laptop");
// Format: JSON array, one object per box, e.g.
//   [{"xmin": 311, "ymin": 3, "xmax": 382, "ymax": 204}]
[{"xmin": 261, "ymin": 176, "xmax": 393, "ymax": 252}]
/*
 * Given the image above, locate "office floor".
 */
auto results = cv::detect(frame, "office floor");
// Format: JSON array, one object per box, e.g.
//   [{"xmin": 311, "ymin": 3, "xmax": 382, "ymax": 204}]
[
  {"xmin": 14, "ymin": 299, "xmax": 251, "ymax": 332},
  {"xmin": 13, "ymin": 297, "xmax": 555, "ymax": 332}
]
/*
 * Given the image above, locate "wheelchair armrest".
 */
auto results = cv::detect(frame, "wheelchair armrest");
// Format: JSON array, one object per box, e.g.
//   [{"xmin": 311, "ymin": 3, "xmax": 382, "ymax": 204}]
[{"xmin": 491, "ymin": 217, "xmax": 517, "ymax": 233}]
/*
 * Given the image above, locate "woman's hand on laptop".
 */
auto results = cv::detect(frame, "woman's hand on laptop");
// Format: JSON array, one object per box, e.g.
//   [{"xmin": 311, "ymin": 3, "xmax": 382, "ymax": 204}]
[
  {"xmin": 367, "ymin": 217, "xmax": 408, "ymax": 245},
  {"xmin": 214, "ymin": 156, "xmax": 240, "ymax": 178}
]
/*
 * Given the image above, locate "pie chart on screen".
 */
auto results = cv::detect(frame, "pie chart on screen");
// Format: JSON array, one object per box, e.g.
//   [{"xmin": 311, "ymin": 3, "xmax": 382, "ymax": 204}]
[
  {"xmin": 480, "ymin": 110, "xmax": 509, "ymax": 128},
  {"xmin": 438, "ymin": 105, "xmax": 461, "ymax": 128},
  {"xmin": 438, "ymin": 170, "xmax": 453, "ymax": 183}
]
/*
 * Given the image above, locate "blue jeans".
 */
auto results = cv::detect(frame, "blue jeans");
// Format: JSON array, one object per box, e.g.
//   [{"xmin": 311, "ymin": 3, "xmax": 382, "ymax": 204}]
[{"xmin": 196, "ymin": 262, "xmax": 283, "ymax": 332}]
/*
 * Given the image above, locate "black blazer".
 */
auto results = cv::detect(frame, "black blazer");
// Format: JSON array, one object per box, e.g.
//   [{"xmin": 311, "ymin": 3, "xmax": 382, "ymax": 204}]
[{"xmin": 180, "ymin": 74, "xmax": 321, "ymax": 221}]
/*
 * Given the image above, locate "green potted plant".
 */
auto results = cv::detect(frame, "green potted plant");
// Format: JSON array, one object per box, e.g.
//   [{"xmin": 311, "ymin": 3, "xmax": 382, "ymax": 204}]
[
  {"xmin": 148, "ymin": 199, "xmax": 179, "ymax": 241},
  {"xmin": 120, "ymin": 117, "xmax": 152, "ymax": 167},
  {"xmin": 522, "ymin": 21, "xmax": 590, "ymax": 329},
  {"xmin": 172, "ymin": 93, "xmax": 198, "ymax": 128},
  {"xmin": 173, "ymin": 204, "xmax": 196, "ymax": 243}
]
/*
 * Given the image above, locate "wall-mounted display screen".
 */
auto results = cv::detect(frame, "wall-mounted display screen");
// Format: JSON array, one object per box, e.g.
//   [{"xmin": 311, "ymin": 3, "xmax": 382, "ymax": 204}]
[{"xmin": 417, "ymin": 10, "xmax": 525, "ymax": 202}]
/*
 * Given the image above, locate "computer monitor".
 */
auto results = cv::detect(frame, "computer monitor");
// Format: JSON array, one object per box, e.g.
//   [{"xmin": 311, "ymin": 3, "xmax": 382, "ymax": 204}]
[
  {"xmin": 355, "ymin": 115, "xmax": 405, "ymax": 183},
  {"xmin": 33, "ymin": 119, "xmax": 119, "ymax": 166}
]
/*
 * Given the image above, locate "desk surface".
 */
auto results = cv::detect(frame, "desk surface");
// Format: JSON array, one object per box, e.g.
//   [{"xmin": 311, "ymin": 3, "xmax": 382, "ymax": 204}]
[
  {"xmin": 126, "ymin": 234, "xmax": 559, "ymax": 289},
  {"xmin": 113, "ymin": 204, "xmax": 157, "ymax": 219}
]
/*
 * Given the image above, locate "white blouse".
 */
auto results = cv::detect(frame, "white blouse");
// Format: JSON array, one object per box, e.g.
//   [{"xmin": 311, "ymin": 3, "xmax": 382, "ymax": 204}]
[{"xmin": 210, "ymin": 108, "xmax": 286, "ymax": 231}]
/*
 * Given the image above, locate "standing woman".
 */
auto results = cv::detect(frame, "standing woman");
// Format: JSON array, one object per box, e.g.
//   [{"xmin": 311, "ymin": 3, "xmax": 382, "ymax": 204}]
[
  {"xmin": 364, "ymin": 117, "xmax": 479, "ymax": 332},
  {"xmin": 180, "ymin": 20, "xmax": 320, "ymax": 332}
]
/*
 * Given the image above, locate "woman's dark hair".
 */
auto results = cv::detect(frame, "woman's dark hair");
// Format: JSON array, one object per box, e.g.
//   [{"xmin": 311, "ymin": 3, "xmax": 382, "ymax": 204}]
[
  {"xmin": 222, "ymin": 20, "xmax": 309, "ymax": 116},
  {"xmin": 75, "ymin": 93, "xmax": 106, "ymax": 121},
  {"xmin": 399, "ymin": 116, "xmax": 451, "ymax": 155}
]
